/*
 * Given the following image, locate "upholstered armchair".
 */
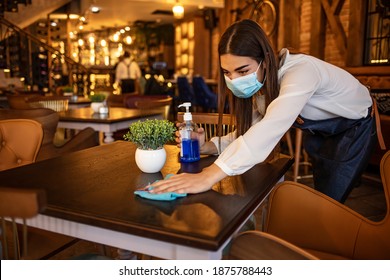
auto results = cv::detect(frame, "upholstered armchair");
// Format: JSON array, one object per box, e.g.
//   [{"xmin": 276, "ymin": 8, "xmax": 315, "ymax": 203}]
[
  {"xmin": 0, "ymin": 119, "xmax": 43, "ymax": 171},
  {"xmin": 229, "ymin": 150, "xmax": 390, "ymax": 260},
  {"xmin": 0, "ymin": 108, "xmax": 99, "ymax": 161}
]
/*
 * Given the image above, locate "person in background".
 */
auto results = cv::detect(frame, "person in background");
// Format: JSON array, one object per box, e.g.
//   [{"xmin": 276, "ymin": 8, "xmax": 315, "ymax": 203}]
[
  {"xmin": 115, "ymin": 51, "xmax": 142, "ymax": 94},
  {"xmin": 149, "ymin": 19, "xmax": 384, "ymax": 203}
]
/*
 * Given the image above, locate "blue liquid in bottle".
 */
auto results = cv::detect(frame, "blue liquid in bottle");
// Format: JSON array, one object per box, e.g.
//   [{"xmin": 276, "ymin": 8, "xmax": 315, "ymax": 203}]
[{"xmin": 181, "ymin": 138, "xmax": 200, "ymax": 162}]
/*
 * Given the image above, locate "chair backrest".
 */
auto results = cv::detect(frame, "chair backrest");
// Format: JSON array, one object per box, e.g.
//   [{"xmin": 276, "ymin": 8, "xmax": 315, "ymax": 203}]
[
  {"xmin": 0, "ymin": 187, "xmax": 46, "ymax": 259},
  {"xmin": 355, "ymin": 149, "xmax": 390, "ymax": 259},
  {"xmin": 0, "ymin": 119, "xmax": 43, "ymax": 171},
  {"xmin": 0, "ymin": 108, "xmax": 58, "ymax": 151},
  {"xmin": 134, "ymin": 96, "xmax": 173, "ymax": 120},
  {"xmin": 6, "ymin": 95, "xmax": 34, "ymax": 109},
  {"xmin": 264, "ymin": 150, "xmax": 390, "ymax": 260},
  {"xmin": 177, "ymin": 112, "xmax": 235, "ymax": 142},
  {"xmin": 7, "ymin": 94, "xmax": 69, "ymax": 112},
  {"xmin": 229, "ymin": 230, "xmax": 318, "ymax": 260},
  {"xmin": 27, "ymin": 96, "xmax": 69, "ymax": 112},
  {"xmin": 192, "ymin": 76, "xmax": 218, "ymax": 111}
]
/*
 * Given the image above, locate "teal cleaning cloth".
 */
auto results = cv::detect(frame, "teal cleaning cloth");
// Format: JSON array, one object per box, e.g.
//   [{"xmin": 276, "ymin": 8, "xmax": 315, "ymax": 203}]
[
  {"xmin": 134, "ymin": 174, "xmax": 187, "ymax": 201},
  {"xmin": 134, "ymin": 190, "xmax": 187, "ymax": 201}
]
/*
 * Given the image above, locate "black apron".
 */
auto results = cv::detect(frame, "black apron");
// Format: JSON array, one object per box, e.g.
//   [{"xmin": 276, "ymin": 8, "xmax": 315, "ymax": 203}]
[
  {"xmin": 120, "ymin": 62, "xmax": 135, "ymax": 93},
  {"xmin": 293, "ymin": 108, "xmax": 376, "ymax": 203}
]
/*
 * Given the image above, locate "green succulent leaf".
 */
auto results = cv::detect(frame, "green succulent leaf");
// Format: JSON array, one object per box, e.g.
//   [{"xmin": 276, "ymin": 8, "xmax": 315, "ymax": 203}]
[{"xmin": 123, "ymin": 119, "xmax": 176, "ymax": 150}]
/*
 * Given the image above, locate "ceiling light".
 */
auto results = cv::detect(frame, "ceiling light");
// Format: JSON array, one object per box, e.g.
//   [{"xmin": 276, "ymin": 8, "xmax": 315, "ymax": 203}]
[
  {"xmin": 172, "ymin": 1, "xmax": 184, "ymax": 19},
  {"xmin": 91, "ymin": 6, "xmax": 100, "ymax": 13}
]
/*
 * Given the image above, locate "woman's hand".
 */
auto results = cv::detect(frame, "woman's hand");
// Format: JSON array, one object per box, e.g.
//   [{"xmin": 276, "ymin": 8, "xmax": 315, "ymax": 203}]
[
  {"xmin": 148, "ymin": 164, "xmax": 227, "ymax": 194},
  {"xmin": 175, "ymin": 122, "xmax": 206, "ymax": 148}
]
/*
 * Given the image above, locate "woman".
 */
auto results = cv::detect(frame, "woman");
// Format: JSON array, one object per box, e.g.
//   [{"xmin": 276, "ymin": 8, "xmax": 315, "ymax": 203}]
[{"xmin": 150, "ymin": 19, "xmax": 379, "ymax": 203}]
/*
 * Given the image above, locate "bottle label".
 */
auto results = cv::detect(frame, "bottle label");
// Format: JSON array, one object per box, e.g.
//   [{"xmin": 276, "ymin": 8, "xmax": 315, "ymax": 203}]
[{"xmin": 180, "ymin": 138, "xmax": 200, "ymax": 162}]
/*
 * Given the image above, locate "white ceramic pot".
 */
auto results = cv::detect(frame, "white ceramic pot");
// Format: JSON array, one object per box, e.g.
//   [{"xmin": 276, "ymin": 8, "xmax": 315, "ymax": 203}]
[
  {"xmin": 135, "ymin": 147, "xmax": 167, "ymax": 173},
  {"xmin": 91, "ymin": 102, "xmax": 104, "ymax": 113}
]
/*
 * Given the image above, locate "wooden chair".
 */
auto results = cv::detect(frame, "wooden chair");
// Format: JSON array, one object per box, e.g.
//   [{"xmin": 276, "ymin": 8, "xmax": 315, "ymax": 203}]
[
  {"xmin": 177, "ymin": 112, "xmax": 235, "ymax": 142},
  {"xmin": 27, "ymin": 96, "xmax": 69, "ymax": 112},
  {"xmin": 7, "ymin": 94, "xmax": 70, "ymax": 112},
  {"xmin": 245, "ymin": 149, "xmax": 390, "ymax": 260},
  {"xmin": 0, "ymin": 119, "xmax": 43, "ymax": 171},
  {"xmin": 134, "ymin": 95, "xmax": 173, "ymax": 120},
  {"xmin": 6, "ymin": 94, "xmax": 37, "ymax": 109},
  {"xmin": 0, "ymin": 187, "xmax": 47, "ymax": 259}
]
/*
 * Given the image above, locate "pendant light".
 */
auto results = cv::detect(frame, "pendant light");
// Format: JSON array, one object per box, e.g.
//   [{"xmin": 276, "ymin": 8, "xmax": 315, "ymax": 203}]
[{"xmin": 172, "ymin": 1, "xmax": 184, "ymax": 19}]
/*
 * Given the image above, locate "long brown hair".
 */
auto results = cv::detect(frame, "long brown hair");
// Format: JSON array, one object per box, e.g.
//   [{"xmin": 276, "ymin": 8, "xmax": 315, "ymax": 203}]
[{"xmin": 217, "ymin": 19, "xmax": 279, "ymax": 137}]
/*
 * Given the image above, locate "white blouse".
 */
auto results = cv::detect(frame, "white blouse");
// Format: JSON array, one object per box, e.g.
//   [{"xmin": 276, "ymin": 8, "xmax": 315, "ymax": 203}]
[{"xmin": 211, "ymin": 48, "xmax": 372, "ymax": 176}]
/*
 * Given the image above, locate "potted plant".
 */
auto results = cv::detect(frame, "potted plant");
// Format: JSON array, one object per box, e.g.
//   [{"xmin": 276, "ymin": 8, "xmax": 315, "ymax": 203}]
[
  {"xmin": 89, "ymin": 93, "xmax": 107, "ymax": 113},
  {"xmin": 62, "ymin": 86, "xmax": 73, "ymax": 96},
  {"xmin": 124, "ymin": 119, "xmax": 176, "ymax": 173}
]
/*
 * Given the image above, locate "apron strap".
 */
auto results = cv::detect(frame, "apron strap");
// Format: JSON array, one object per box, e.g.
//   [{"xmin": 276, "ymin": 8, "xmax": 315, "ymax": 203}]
[{"xmin": 372, "ymin": 97, "xmax": 386, "ymax": 150}]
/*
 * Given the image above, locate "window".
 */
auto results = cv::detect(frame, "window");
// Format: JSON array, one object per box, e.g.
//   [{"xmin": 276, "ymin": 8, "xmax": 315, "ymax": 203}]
[{"xmin": 365, "ymin": 0, "xmax": 390, "ymax": 65}]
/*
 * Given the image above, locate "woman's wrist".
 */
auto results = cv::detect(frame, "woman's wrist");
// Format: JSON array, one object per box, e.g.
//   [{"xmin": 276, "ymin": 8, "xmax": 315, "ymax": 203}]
[
  {"xmin": 202, "ymin": 163, "xmax": 228, "ymax": 187},
  {"xmin": 200, "ymin": 141, "xmax": 218, "ymax": 155}
]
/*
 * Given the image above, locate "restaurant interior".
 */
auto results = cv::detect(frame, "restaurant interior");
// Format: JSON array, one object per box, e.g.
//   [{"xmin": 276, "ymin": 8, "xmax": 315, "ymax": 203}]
[{"xmin": 0, "ymin": 0, "xmax": 389, "ymax": 260}]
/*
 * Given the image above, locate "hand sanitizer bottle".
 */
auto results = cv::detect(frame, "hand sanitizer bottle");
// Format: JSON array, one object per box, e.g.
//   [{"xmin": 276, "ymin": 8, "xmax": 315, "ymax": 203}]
[{"xmin": 178, "ymin": 102, "xmax": 200, "ymax": 162}]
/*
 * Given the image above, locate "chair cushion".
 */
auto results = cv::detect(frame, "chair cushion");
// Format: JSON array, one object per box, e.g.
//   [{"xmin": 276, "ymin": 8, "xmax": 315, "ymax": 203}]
[{"xmin": 0, "ymin": 119, "xmax": 43, "ymax": 171}]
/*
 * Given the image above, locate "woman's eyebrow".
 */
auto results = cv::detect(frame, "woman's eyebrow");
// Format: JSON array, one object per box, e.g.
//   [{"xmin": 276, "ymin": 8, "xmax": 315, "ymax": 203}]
[
  {"xmin": 221, "ymin": 64, "xmax": 250, "ymax": 72},
  {"xmin": 234, "ymin": 64, "xmax": 250, "ymax": 71}
]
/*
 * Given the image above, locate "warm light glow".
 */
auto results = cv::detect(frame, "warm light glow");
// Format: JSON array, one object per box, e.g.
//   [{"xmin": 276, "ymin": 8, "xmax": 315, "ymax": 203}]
[
  {"xmin": 100, "ymin": 39, "xmax": 107, "ymax": 47},
  {"xmin": 91, "ymin": 6, "xmax": 100, "ymax": 13},
  {"xmin": 370, "ymin": 59, "xmax": 388, "ymax": 63},
  {"xmin": 113, "ymin": 33, "xmax": 120, "ymax": 42},
  {"xmin": 78, "ymin": 39, "xmax": 84, "ymax": 46},
  {"xmin": 125, "ymin": 26, "xmax": 131, "ymax": 31},
  {"xmin": 124, "ymin": 36, "xmax": 132, "ymax": 45},
  {"xmin": 172, "ymin": 2, "xmax": 184, "ymax": 19}
]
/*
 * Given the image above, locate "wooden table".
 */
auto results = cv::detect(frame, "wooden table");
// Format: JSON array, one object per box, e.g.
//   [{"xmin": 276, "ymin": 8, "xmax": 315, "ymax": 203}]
[
  {"xmin": 67, "ymin": 97, "xmax": 91, "ymax": 109},
  {"xmin": 58, "ymin": 107, "xmax": 163, "ymax": 143},
  {"xmin": 0, "ymin": 142, "xmax": 293, "ymax": 259}
]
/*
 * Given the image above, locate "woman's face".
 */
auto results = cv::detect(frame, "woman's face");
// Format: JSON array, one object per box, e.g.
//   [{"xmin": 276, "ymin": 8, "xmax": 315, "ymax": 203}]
[{"xmin": 220, "ymin": 54, "xmax": 264, "ymax": 81}]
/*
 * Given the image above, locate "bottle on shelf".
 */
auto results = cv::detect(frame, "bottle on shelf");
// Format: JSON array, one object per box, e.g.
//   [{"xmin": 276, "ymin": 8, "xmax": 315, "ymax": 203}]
[{"xmin": 178, "ymin": 102, "xmax": 200, "ymax": 163}]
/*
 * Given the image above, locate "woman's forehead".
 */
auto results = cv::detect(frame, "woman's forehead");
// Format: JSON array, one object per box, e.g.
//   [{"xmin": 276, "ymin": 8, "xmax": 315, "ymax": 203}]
[{"xmin": 220, "ymin": 54, "xmax": 256, "ymax": 70}]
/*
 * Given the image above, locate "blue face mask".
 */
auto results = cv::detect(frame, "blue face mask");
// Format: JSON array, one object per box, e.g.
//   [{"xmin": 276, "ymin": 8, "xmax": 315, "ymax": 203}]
[{"xmin": 224, "ymin": 61, "xmax": 265, "ymax": 98}]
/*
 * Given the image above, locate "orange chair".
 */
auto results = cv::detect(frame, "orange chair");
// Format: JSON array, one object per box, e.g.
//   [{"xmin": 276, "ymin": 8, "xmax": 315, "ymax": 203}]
[
  {"xmin": 232, "ymin": 150, "xmax": 390, "ymax": 259},
  {"xmin": 0, "ymin": 118, "xmax": 79, "ymax": 260},
  {"xmin": 0, "ymin": 187, "xmax": 47, "ymax": 259},
  {"xmin": 229, "ymin": 230, "xmax": 318, "ymax": 260},
  {"xmin": 0, "ymin": 119, "xmax": 43, "ymax": 171},
  {"xmin": 0, "ymin": 108, "xmax": 99, "ymax": 161}
]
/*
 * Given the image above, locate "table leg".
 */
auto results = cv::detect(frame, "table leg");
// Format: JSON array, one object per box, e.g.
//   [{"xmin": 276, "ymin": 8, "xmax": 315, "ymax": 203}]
[{"xmin": 103, "ymin": 132, "xmax": 115, "ymax": 143}]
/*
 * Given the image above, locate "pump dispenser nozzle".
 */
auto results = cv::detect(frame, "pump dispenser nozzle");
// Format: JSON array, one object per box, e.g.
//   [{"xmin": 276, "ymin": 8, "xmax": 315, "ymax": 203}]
[{"xmin": 178, "ymin": 102, "xmax": 192, "ymax": 121}]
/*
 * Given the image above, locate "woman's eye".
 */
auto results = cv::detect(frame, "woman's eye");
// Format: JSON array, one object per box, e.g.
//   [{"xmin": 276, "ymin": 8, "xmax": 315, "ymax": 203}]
[{"xmin": 238, "ymin": 70, "xmax": 249, "ymax": 75}]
